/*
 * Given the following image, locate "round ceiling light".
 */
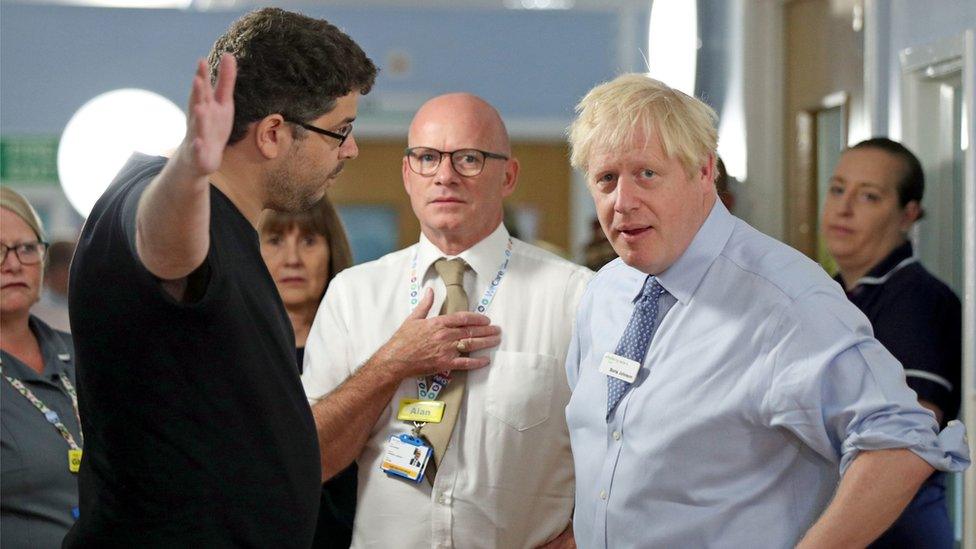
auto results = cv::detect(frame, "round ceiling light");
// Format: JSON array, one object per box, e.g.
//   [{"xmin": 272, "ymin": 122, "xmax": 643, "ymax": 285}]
[{"xmin": 57, "ymin": 88, "xmax": 185, "ymax": 217}]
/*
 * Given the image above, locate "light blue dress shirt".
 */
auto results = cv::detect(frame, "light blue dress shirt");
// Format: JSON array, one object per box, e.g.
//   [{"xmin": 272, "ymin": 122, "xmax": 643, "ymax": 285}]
[{"xmin": 565, "ymin": 200, "xmax": 970, "ymax": 549}]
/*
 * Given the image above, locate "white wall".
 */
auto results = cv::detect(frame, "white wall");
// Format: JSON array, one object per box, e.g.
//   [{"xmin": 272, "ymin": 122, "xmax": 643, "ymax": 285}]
[{"xmin": 868, "ymin": 0, "xmax": 976, "ymax": 138}]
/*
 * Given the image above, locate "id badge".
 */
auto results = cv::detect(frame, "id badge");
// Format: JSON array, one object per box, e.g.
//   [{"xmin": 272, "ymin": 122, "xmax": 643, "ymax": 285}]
[
  {"xmin": 68, "ymin": 449, "xmax": 82, "ymax": 473},
  {"xmin": 381, "ymin": 434, "xmax": 431, "ymax": 483},
  {"xmin": 599, "ymin": 352, "xmax": 640, "ymax": 384}
]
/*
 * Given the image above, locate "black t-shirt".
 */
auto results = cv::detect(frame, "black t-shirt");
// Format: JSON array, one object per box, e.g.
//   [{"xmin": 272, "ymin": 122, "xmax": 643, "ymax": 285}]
[
  {"xmin": 839, "ymin": 241, "xmax": 962, "ymax": 422},
  {"xmin": 64, "ymin": 154, "xmax": 320, "ymax": 547}
]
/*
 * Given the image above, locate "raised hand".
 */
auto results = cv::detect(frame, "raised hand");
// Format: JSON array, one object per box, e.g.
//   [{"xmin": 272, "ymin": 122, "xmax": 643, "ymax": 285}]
[
  {"xmin": 179, "ymin": 53, "xmax": 236, "ymax": 177},
  {"xmin": 134, "ymin": 53, "xmax": 237, "ymax": 283},
  {"xmin": 372, "ymin": 288, "xmax": 502, "ymax": 378}
]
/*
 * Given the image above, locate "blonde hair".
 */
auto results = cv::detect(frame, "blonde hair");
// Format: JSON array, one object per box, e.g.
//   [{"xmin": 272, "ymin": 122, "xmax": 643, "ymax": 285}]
[
  {"xmin": 568, "ymin": 74, "xmax": 718, "ymax": 176},
  {"xmin": 1, "ymin": 186, "xmax": 46, "ymax": 242}
]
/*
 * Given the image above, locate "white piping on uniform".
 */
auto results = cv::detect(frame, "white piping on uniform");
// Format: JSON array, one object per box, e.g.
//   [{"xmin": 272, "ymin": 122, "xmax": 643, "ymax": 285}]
[
  {"xmin": 855, "ymin": 256, "xmax": 918, "ymax": 286},
  {"xmin": 904, "ymin": 369, "xmax": 954, "ymax": 392}
]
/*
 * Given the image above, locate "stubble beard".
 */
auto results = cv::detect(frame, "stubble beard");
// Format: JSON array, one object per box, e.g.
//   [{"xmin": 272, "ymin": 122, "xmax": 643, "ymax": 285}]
[{"xmin": 265, "ymin": 159, "xmax": 342, "ymax": 213}]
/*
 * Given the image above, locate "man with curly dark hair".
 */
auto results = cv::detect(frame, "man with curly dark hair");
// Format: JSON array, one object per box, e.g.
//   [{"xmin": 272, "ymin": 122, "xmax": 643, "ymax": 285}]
[{"xmin": 65, "ymin": 8, "xmax": 376, "ymax": 547}]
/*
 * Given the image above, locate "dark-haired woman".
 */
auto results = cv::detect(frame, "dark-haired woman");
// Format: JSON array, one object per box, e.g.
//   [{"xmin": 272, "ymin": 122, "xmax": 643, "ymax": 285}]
[
  {"xmin": 821, "ymin": 138, "xmax": 961, "ymax": 549},
  {"xmin": 260, "ymin": 196, "xmax": 357, "ymax": 548}
]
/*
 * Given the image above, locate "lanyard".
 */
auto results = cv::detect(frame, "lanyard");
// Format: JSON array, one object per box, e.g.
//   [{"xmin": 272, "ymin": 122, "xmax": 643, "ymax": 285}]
[
  {"xmin": 409, "ymin": 238, "xmax": 514, "ymax": 401},
  {"xmin": 1, "ymin": 364, "xmax": 83, "ymax": 450}
]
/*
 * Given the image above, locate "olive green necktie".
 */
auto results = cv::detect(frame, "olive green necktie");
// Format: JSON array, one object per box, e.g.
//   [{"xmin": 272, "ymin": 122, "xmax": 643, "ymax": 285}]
[{"xmin": 422, "ymin": 258, "xmax": 468, "ymax": 483}]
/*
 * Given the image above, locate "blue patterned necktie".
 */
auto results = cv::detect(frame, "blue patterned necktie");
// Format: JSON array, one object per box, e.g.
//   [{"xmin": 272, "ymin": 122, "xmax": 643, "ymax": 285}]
[{"xmin": 607, "ymin": 276, "xmax": 666, "ymax": 414}]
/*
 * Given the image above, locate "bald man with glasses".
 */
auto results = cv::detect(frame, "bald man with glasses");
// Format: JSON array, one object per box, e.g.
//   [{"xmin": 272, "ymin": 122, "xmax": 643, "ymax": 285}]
[{"xmin": 301, "ymin": 93, "xmax": 591, "ymax": 548}]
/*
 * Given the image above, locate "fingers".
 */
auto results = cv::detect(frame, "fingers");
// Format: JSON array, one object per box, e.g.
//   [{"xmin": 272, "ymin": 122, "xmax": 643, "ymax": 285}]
[
  {"xmin": 187, "ymin": 59, "xmax": 208, "ymax": 114},
  {"xmin": 214, "ymin": 53, "xmax": 237, "ymax": 105},
  {"xmin": 454, "ymin": 334, "xmax": 501, "ymax": 355},
  {"xmin": 406, "ymin": 288, "xmax": 434, "ymax": 320},
  {"xmin": 447, "ymin": 324, "xmax": 501, "ymax": 341},
  {"xmin": 448, "ymin": 356, "xmax": 492, "ymax": 371},
  {"xmin": 439, "ymin": 311, "xmax": 492, "ymax": 327},
  {"xmin": 196, "ymin": 58, "xmax": 208, "ymax": 81}
]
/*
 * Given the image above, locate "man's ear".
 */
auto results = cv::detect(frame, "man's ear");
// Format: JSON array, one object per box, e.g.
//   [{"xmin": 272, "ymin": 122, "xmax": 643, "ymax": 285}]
[
  {"xmin": 698, "ymin": 153, "xmax": 716, "ymax": 191},
  {"xmin": 402, "ymin": 155, "xmax": 412, "ymax": 195},
  {"xmin": 500, "ymin": 157, "xmax": 520, "ymax": 199},
  {"xmin": 253, "ymin": 114, "xmax": 289, "ymax": 160}
]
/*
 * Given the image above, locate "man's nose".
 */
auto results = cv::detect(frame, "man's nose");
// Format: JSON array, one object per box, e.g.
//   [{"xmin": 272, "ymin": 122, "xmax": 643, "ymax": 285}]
[
  {"xmin": 340, "ymin": 134, "xmax": 359, "ymax": 160},
  {"xmin": 433, "ymin": 152, "xmax": 460, "ymax": 184},
  {"xmin": 613, "ymin": 176, "xmax": 640, "ymax": 213}
]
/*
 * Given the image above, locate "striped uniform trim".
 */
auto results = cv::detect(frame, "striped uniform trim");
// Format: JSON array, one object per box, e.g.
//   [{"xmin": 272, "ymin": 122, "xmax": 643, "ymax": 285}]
[
  {"xmin": 854, "ymin": 257, "xmax": 918, "ymax": 286},
  {"xmin": 904, "ymin": 369, "xmax": 954, "ymax": 392}
]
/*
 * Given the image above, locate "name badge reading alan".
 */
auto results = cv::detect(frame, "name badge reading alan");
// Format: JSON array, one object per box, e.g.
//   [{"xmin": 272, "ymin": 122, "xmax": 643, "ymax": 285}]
[
  {"xmin": 599, "ymin": 352, "xmax": 641, "ymax": 384},
  {"xmin": 397, "ymin": 398, "xmax": 446, "ymax": 423}
]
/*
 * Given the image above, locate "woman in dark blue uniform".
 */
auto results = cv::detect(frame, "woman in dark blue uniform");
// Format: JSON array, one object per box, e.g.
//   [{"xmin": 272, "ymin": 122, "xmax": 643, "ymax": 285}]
[
  {"xmin": 822, "ymin": 138, "xmax": 961, "ymax": 549},
  {"xmin": 1, "ymin": 187, "xmax": 82, "ymax": 548}
]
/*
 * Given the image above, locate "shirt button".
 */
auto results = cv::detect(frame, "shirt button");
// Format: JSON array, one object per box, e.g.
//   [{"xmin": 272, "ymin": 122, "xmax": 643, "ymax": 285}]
[
  {"xmin": 612, "ymin": 430, "xmax": 622, "ymax": 441},
  {"xmin": 599, "ymin": 490, "xmax": 607, "ymax": 500},
  {"xmin": 437, "ymin": 494, "xmax": 447, "ymax": 505}
]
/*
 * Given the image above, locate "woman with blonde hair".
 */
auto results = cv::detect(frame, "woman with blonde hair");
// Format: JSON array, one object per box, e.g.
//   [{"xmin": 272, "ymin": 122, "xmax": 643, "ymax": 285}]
[{"xmin": 1, "ymin": 187, "xmax": 81, "ymax": 547}]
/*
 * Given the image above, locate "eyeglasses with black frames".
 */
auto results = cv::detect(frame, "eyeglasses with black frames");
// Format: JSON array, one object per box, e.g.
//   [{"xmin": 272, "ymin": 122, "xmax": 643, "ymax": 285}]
[
  {"xmin": 0, "ymin": 241, "xmax": 49, "ymax": 265},
  {"xmin": 286, "ymin": 119, "xmax": 353, "ymax": 147},
  {"xmin": 404, "ymin": 147, "xmax": 509, "ymax": 178}
]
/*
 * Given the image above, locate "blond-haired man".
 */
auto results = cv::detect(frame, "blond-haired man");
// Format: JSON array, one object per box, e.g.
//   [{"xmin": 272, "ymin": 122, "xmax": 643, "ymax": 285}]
[{"xmin": 564, "ymin": 74, "xmax": 969, "ymax": 548}]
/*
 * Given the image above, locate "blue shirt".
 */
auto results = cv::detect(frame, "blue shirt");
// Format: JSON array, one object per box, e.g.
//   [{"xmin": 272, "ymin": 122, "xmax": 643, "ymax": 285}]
[{"xmin": 565, "ymin": 200, "xmax": 970, "ymax": 549}]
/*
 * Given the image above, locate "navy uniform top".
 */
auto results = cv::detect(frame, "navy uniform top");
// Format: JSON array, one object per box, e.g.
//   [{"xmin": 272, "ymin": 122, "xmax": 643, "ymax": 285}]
[
  {"xmin": 837, "ymin": 240, "xmax": 962, "ymax": 423},
  {"xmin": 1, "ymin": 315, "xmax": 80, "ymax": 549}
]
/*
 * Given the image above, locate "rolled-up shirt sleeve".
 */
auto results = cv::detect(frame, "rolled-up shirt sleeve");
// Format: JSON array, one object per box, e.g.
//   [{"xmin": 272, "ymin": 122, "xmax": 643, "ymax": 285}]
[{"xmin": 761, "ymin": 289, "xmax": 970, "ymax": 476}]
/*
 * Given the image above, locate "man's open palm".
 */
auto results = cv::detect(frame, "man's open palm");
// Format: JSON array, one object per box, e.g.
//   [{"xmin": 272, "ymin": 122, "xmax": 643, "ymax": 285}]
[{"xmin": 183, "ymin": 53, "xmax": 236, "ymax": 176}]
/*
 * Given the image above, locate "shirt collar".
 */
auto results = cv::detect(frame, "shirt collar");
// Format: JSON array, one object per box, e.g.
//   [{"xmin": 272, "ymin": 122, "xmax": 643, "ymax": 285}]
[
  {"xmin": 655, "ymin": 199, "xmax": 736, "ymax": 305},
  {"xmin": 615, "ymin": 260, "xmax": 656, "ymax": 304},
  {"xmin": 863, "ymin": 240, "xmax": 914, "ymax": 280},
  {"xmin": 0, "ymin": 316, "xmax": 72, "ymax": 382},
  {"xmin": 415, "ymin": 222, "xmax": 511, "ymax": 282},
  {"xmin": 835, "ymin": 240, "xmax": 916, "ymax": 291}
]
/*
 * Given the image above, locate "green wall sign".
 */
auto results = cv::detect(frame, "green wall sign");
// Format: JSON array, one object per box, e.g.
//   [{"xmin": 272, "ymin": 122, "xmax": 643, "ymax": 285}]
[{"xmin": 0, "ymin": 136, "xmax": 60, "ymax": 186}]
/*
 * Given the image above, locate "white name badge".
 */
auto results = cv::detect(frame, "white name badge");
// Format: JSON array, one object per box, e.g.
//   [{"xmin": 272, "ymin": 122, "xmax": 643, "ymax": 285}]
[
  {"xmin": 599, "ymin": 352, "xmax": 640, "ymax": 384},
  {"xmin": 381, "ymin": 434, "xmax": 432, "ymax": 483}
]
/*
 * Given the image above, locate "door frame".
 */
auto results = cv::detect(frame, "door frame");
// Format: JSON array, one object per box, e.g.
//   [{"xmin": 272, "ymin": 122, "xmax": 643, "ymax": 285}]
[{"xmin": 900, "ymin": 29, "xmax": 976, "ymax": 549}]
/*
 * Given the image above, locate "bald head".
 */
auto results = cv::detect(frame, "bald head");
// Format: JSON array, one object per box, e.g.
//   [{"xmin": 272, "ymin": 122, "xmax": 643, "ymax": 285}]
[
  {"xmin": 408, "ymin": 93, "xmax": 511, "ymax": 155},
  {"xmin": 402, "ymin": 92, "xmax": 519, "ymax": 255}
]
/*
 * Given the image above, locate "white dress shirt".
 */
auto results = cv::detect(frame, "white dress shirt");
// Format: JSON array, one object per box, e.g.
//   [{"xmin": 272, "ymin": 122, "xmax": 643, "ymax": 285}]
[{"xmin": 303, "ymin": 223, "xmax": 593, "ymax": 548}]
